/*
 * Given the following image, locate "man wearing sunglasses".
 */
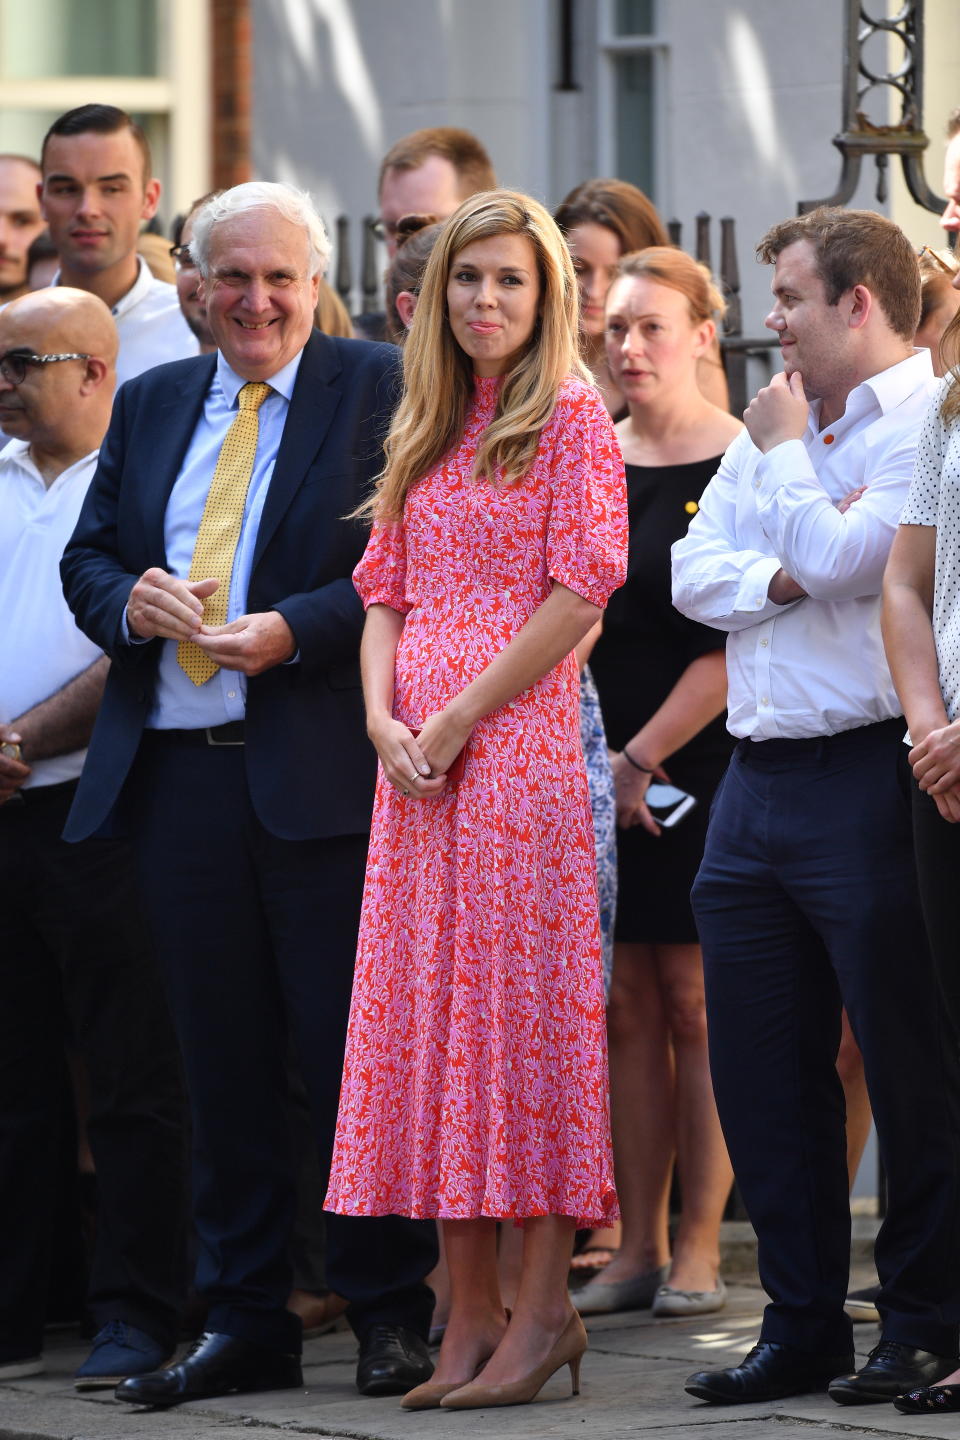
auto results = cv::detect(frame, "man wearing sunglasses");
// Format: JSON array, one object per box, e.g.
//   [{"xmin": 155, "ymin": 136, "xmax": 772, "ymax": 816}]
[{"xmin": 0, "ymin": 286, "xmax": 187, "ymax": 1388}]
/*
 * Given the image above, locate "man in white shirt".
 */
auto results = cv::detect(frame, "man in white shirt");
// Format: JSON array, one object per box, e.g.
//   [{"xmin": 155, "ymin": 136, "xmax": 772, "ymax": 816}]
[
  {"xmin": 0, "ymin": 286, "xmax": 186, "ymax": 1387},
  {"xmin": 38, "ymin": 105, "xmax": 198, "ymax": 385},
  {"xmin": 673, "ymin": 208, "xmax": 960, "ymax": 1407}
]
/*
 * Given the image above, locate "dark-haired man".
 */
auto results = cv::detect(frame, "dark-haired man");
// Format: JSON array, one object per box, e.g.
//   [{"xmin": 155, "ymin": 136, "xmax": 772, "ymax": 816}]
[
  {"xmin": 377, "ymin": 126, "xmax": 496, "ymax": 258},
  {"xmin": 171, "ymin": 193, "xmax": 218, "ymax": 352},
  {"xmin": 0, "ymin": 155, "xmax": 45, "ymax": 301},
  {"xmin": 673, "ymin": 207, "xmax": 960, "ymax": 1406},
  {"xmin": 40, "ymin": 105, "xmax": 197, "ymax": 382}
]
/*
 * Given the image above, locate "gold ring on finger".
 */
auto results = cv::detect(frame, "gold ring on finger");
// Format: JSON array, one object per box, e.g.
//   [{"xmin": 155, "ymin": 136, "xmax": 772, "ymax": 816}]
[{"xmin": 409, "ymin": 773, "xmax": 420, "ymax": 784}]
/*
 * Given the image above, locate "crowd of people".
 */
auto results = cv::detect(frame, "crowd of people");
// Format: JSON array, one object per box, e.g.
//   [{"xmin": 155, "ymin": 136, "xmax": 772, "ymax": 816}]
[{"xmin": 2, "ymin": 98, "xmax": 960, "ymax": 1420}]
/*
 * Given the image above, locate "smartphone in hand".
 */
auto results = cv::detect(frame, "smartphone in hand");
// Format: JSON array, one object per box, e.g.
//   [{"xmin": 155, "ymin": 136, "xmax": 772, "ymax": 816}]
[{"xmin": 645, "ymin": 782, "xmax": 697, "ymax": 828}]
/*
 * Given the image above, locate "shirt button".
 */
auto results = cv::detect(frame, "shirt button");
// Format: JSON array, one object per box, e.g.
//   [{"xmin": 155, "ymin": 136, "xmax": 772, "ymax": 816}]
[
  {"xmin": 760, "ymin": 639, "xmax": 769, "ymax": 648},
  {"xmin": 227, "ymin": 690, "xmax": 236, "ymax": 699},
  {"xmin": 754, "ymin": 478, "xmax": 761, "ymax": 489},
  {"xmin": 761, "ymin": 695, "xmax": 769, "ymax": 705}
]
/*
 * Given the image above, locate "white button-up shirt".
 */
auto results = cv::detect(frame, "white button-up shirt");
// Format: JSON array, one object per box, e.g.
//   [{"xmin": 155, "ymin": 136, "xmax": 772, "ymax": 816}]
[
  {"xmin": 671, "ymin": 350, "xmax": 938, "ymax": 740},
  {"xmin": 111, "ymin": 257, "xmax": 199, "ymax": 384},
  {"xmin": 0, "ymin": 440, "xmax": 103, "ymax": 787}
]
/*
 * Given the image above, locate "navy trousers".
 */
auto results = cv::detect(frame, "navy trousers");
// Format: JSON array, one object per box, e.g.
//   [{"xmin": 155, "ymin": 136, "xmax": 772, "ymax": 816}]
[
  {"xmin": 129, "ymin": 734, "xmax": 437, "ymax": 1354},
  {"xmin": 692, "ymin": 719, "xmax": 960, "ymax": 1357},
  {"xmin": 0, "ymin": 780, "xmax": 187, "ymax": 1355}
]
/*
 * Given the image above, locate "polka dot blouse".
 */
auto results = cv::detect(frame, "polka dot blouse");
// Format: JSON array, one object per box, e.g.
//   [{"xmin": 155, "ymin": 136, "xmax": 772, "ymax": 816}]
[{"xmin": 901, "ymin": 375, "xmax": 960, "ymax": 720}]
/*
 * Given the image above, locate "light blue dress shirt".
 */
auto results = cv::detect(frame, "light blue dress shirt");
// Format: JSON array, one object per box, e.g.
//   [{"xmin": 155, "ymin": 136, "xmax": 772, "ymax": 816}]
[{"xmin": 143, "ymin": 349, "xmax": 304, "ymax": 729}]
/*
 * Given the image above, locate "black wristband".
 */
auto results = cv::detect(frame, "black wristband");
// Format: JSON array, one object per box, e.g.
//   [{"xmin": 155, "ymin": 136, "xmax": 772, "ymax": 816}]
[{"xmin": 622, "ymin": 746, "xmax": 653, "ymax": 774}]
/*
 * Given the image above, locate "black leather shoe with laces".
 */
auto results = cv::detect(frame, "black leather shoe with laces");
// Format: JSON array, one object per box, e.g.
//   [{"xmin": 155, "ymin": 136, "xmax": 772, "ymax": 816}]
[
  {"xmin": 356, "ymin": 1324, "xmax": 433, "ymax": 1396},
  {"xmin": 114, "ymin": 1331, "xmax": 302, "ymax": 1408},
  {"xmin": 828, "ymin": 1339, "xmax": 957, "ymax": 1405},
  {"xmin": 685, "ymin": 1341, "xmax": 855, "ymax": 1404}
]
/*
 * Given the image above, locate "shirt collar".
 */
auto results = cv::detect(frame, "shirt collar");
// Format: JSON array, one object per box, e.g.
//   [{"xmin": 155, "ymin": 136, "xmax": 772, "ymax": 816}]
[
  {"xmin": 805, "ymin": 348, "xmax": 935, "ymax": 434},
  {"xmin": 861, "ymin": 347, "xmax": 935, "ymax": 412},
  {"xmin": 215, "ymin": 347, "xmax": 304, "ymax": 408},
  {"xmin": 54, "ymin": 255, "xmax": 154, "ymax": 318},
  {"xmin": 0, "ymin": 435, "xmax": 98, "ymax": 489}
]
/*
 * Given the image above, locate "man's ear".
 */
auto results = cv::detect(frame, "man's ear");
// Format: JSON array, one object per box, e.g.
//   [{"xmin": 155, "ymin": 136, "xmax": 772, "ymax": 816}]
[
  {"xmin": 78, "ymin": 355, "xmax": 110, "ymax": 394},
  {"xmin": 141, "ymin": 178, "xmax": 161, "ymax": 223},
  {"xmin": 848, "ymin": 283, "xmax": 873, "ymax": 331}
]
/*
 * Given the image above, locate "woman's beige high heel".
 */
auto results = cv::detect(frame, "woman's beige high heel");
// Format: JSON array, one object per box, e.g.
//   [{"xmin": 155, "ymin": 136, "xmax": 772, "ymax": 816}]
[
  {"xmin": 401, "ymin": 1309, "xmax": 513, "ymax": 1410},
  {"xmin": 401, "ymin": 1377, "xmax": 474, "ymax": 1410},
  {"xmin": 440, "ymin": 1311, "xmax": 588, "ymax": 1409}
]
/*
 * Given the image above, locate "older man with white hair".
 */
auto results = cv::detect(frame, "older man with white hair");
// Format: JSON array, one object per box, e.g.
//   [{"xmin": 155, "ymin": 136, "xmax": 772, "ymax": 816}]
[{"xmin": 61, "ymin": 182, "xmax": 437, "ymax": 1408}]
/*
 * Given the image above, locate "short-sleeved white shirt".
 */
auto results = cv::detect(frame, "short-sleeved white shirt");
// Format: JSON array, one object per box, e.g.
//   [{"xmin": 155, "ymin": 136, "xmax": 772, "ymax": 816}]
[
  {"xmin": 0, "ymin": 440, "xmax": 103, "ymax": 787},
  {"xmin": 901, "ymin": 376, "xmax": 960, "ymax": 722}
]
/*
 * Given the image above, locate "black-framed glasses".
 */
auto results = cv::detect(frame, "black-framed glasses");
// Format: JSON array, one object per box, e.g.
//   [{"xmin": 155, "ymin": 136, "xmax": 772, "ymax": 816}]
[
  {"xmin": 170, "ymin": 243, "xmax": 197, "ymax": 269},
  {"xmin": 0, "ymin": 352, "xmax": 91, "ymax": 386}
]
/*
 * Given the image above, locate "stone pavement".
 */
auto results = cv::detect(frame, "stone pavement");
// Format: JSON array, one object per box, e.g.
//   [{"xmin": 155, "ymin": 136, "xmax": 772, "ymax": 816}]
[{"xmin": 4, "ymin": 1255, "xmax": 958, "ymax": 1440}]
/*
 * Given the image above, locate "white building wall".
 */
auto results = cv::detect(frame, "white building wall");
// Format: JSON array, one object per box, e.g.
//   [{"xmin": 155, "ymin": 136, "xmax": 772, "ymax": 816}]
[{"xmin": 251, "ymin": 0, "xmax": 956, "ymax": 336}]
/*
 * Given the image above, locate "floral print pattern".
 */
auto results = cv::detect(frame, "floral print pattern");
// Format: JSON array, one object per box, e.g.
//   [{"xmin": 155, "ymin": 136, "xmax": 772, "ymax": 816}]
[{"xmin": 325, "ymin": 376, "xmax": 627, "ymax": 1225}]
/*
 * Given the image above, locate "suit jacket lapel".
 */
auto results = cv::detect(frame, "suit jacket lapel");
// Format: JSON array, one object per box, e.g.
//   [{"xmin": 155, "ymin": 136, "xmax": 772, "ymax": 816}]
[
  {"xmin": 141, "ymin": 355, "xmax": 217, "ymax": 563},
  {"xmin": 252, "ymin": 331, "xmax": 343, "ymax": 571}
]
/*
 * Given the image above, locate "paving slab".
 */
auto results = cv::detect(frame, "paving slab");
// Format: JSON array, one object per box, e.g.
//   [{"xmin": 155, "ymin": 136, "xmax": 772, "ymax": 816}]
[{"xmin": 6, "ymin": 1270, "xmax": 952, "ymax": 1440}]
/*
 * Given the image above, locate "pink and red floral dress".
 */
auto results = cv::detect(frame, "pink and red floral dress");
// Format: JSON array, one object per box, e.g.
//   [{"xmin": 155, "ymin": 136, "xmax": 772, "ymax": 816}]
[{"xmin": 325, "ymin": 375, "xmax": 627, "ymax": 1226}]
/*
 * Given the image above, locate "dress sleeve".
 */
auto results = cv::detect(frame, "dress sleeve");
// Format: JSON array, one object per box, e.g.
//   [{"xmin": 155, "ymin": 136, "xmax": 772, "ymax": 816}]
[
  {"xmin": 901, "ymin": 381, "xmax": 950, "ymax": 528},
  {"xmin": 545, "ymin": 387, "xmax": 629, "ymax": 607},
  {"xmin": 352, "ymin": 519, "xmax": 412, "ymax": 613}
]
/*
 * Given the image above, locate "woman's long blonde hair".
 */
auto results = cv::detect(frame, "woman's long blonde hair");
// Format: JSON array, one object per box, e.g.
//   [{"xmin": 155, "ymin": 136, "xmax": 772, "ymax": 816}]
[{"xmin": 362, "ymin": 189, "xmax": 590, "ymax": 521}]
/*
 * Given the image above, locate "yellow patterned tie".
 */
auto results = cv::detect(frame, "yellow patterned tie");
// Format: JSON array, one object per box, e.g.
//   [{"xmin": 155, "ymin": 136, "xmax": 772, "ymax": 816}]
[{"xmin": 177, "ymin": 381, "xmax": 271, "ymax": 685}]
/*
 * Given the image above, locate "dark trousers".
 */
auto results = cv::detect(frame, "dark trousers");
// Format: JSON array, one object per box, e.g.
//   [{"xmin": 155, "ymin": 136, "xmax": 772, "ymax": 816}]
[
  {"xmin": 692, "ymin": 720, "xmax": 960, "ymax": 1356},
  {"xmin": 0, "ymin": 780, "xmax": 188, "ymax": 1355},
  {"xmin": 129, "ymin": 735, "xmax": 437, "ymax": 1354},
  {"xmin": 912, "ymin": 781, "xmax": 960, "ymax": 1037}
]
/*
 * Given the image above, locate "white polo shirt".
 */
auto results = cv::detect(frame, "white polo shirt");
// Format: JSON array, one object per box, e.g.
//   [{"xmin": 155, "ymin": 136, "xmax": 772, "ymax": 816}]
[{"xmin": 0, "ymin": 440, "xmax": 104, "ymax": 787}]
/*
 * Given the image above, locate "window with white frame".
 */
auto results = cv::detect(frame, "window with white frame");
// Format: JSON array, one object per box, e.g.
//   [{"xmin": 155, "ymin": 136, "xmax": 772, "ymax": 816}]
[
  {"xmin": 598, "ymin": 0, "xmax": 664, "ymax": 201},
  {"xmin": 0, "ymin": 0, "xmax": 209, "ymax": 223}
]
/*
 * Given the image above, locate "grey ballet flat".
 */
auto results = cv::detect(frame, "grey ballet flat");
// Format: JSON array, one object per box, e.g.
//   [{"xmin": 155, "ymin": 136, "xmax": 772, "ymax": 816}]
[
  {"xmin": 652, "ymin": 1277, "xmax": 727, "ymax": 1317},
  {"xmin": 571, "ymin": 1264, "xmax": 669, "ymax": 1315}
]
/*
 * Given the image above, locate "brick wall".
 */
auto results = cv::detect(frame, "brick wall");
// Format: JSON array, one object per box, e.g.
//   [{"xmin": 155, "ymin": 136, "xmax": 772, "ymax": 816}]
[{"xmin": 211, "ymin": 0, "xmax": 252, "ymax": 188}]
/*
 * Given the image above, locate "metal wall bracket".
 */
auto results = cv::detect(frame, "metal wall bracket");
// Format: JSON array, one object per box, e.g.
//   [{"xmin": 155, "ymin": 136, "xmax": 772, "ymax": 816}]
[{"xmin": 798, "ymin": 0, "xmax": 946, "ymax": 215}]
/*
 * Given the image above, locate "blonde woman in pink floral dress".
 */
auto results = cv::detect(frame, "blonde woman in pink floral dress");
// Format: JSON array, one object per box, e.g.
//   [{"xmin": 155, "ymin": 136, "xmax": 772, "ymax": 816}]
[{"xmin": 325, "ymin": 191, "xmax": 627, "ymax": 1411}]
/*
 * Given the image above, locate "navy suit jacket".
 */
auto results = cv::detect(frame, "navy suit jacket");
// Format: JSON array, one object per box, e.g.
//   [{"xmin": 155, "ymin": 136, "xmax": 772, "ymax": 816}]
[{"xmin": 61, "ymin": 329, "xmax": 399, "ymax": 843}]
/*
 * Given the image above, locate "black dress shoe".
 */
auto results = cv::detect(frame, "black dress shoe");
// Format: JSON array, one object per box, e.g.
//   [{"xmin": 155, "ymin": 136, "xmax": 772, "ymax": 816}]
[
  {"xmin": 686, "ymin": 1341, "xmax": 855, "ymax": 1404},
  {"xmin": 114, "ymin": 1330, "xmax": 302, "ymax": 1408},
  {"xmin": 828, "ymin": 1339, "xmax": 957, "ymax": 1405},
  {"xmin": 356, "ymin": 1324, "xmax": 433, "ymax": 1397}
]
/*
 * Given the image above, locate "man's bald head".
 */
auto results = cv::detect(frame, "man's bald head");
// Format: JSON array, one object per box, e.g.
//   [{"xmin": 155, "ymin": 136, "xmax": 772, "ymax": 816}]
[
  {"xmin": 0, "ymin": 286, "xmax": 118, "ymax": 469},
  {"xmin": 1, "ymin": 285, "xmax": 118, "ymax": 367}
]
